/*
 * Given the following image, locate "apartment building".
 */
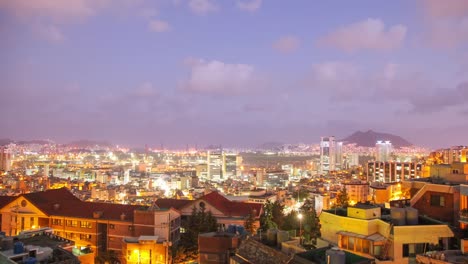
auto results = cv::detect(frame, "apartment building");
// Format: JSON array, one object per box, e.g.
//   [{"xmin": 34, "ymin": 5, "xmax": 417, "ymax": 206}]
[
  {"xmin": 0, "ymin": 188, "xmax": 180, "ymax": 258},
  {"xmin": 320, "ymin": 204, "xmax": 454, "ymax": 263}
]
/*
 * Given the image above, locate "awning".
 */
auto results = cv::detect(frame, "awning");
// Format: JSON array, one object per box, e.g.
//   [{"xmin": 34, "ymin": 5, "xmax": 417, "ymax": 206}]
[{"xmin": 337, "ymin": 231, "xmax": 387, "ymax": 242}]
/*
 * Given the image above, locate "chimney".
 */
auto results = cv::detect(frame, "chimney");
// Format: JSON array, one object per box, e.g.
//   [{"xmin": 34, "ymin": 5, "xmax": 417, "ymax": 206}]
[
  {"xmin": 120, "ymin": 213, "xmax": 126, "ymax": 221},
  {"xmin": 53, "ymin": 203, "xmax": 60, "ymax": 211}
]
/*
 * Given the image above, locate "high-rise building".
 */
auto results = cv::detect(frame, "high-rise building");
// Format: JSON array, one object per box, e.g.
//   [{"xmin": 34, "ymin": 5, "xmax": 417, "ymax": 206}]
[
  {"xmin": 207, "ymin": 151, "xmax": 240, "ymax": 181},
  {"xmin": 320, "ymin": 136, "xmax": 335, "ymax": 173},
  {"xmin": 367, "ymin": 161, "xmax": 423, "ymax": 183},
  {"xmin": 0, "ymin": 147, "xmax": 12, "ymax": 172},
  {"xmin": 335, "ymin": 141, "xmax": 343, "ymax": 170},
  {"xmin": 207, "ymin": 150, "xmax": 223, "ymax": 181},
  {"xmin": 222, "ymin": 153, "xmax": 238, "ymax": 178},
  {"xmin": 442, "ymin": 146, "xmax": 468, "ymax": 164},
  {"xmin": 375, "ymin": 141, "xmax": 392, "ymax": 162},
  {"xmin": 320, "ymin": 136, "xmax": 337, "ymax": 174}
]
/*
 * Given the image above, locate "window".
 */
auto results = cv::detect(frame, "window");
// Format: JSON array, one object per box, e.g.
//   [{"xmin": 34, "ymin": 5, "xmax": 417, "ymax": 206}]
[
  {"xmin": 430, "ymin": 195, "xmax": 445, "ymax": 207},
  {"xmin": 66, "ymin": 220, "xmax": 78, "ymax": 227},
  {"xmin": 52, "ymin": 219, "xmax": 62, "ymax": 226},
  {"xmin": 79, "ymin": 234, "xmax": 92, "ymax": 241},
  {"xmin": 80, "ymin": 221, "xmax": 92, "ymax": 228},
  {"xmin": 30, "ymin": 217, "xmax": 34, "ymax": 227}
]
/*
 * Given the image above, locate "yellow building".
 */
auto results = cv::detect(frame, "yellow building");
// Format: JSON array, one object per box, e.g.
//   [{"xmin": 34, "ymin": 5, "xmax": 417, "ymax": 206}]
[
  {"xmin": 320, "ymin": 204, "xmax": 454, "ymax": 264},
  {"xmin": 122, "ymin": 236, "xmax": 169, "ymax": 264}
]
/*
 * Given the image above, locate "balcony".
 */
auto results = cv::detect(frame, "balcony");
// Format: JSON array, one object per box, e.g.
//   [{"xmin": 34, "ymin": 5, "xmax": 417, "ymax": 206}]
[{"xmin": 459, "ymin": 209, "xmax": 468, "ymax": 223}]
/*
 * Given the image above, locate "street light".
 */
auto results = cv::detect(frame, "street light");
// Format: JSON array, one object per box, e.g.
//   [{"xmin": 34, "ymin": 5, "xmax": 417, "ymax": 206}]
[{"xmin": 298, "ymin": 213, "xmax": 303, "ymax": 245}]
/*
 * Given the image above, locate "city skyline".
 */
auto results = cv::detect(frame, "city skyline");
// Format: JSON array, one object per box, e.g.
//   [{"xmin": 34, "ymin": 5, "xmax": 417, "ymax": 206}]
[{"xmin": 2, "ymin": 0, "xmax": 468, "ymax": 148}]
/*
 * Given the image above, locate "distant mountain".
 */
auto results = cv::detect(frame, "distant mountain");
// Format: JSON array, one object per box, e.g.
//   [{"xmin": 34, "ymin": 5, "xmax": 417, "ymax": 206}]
[
  {"xmin": 67, "ymin": 140, "xmax": 113, "ymax": 148},
  {"xmin": 0, "ymin": 138, "xmax": 13, "ymax": 146},
  {"xmin": 16, "ymin": 140, "xmax": 51, "ymax": 145},
  {"xmin": 0, "ymin": 138, "xmax": 51, "ymax": 146},
  {"xmin": 341, "ymin": 130, "xmax": 412, "ymax": 148}
]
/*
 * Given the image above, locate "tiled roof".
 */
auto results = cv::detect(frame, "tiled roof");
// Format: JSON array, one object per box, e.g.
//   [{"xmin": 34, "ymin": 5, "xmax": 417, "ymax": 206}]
[
  {"xmin": 154, "ymin": 198, "xmax": 192, "ymax": 210},
  {"xmin": 154, "ymin": 191, "xmax": 263, "ymax": 218},
  {"xmin": 199, "ymin": 191, "xmax": 262, "ymax": 218},
  {"xmin": 0, "ymin": 195, "xmax": 16, "ymax": 208},
  {"xmin": 21, "ymin": 188, "xmax": 143, "ymax": 221}
]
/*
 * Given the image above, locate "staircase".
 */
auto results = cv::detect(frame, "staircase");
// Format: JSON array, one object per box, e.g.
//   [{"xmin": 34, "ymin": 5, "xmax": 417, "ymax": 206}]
[
  {"xmin": 410, "ymin": 184, "xmax": 428, "ymax": 207},
  {"xmin": 380, "ymin": 223, "xmax": 393, "ymax": 260}
]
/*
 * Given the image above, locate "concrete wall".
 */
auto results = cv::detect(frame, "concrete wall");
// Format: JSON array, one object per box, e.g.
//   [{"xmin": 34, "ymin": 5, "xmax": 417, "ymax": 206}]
[
  {"xmin": 347, "ymin": 207, "xmax": 381, "ymax": 220},
  {"xmin": 320, "ymin": 211, "xmax": 390, "ymax": 245}
]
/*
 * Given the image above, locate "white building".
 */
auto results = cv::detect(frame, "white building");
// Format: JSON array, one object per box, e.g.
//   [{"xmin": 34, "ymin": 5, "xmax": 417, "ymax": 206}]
[
  {"xmin": 320, "ymin": 137, "xmax": 343, "ymax": 173},
  {"xmin": 376, "ymin": 141, "xmax": 392, "ymax": 162}
]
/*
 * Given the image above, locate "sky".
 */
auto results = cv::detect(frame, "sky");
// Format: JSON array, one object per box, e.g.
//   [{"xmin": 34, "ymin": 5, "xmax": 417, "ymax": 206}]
[{"xmin": 1, "ymin": 0, "xmax": 468, "ymax": 148}]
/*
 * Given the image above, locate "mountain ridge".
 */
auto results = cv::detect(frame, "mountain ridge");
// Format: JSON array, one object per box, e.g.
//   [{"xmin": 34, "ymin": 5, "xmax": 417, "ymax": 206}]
[{"xmin": 340, "ymin": 130, "xmax": 412, "ymax": 148}]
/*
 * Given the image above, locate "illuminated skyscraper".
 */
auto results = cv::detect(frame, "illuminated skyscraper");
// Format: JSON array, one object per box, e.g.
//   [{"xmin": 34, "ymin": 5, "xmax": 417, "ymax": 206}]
[
  {"xmin": 0, "ymin": 147, "xmax": 11, "ymax": 172},
  {"xmin": 320, "ymin": 137, "xmax": 344, "ymax": 173},
  {"xmin": 335, "ymin": 141, "xmax": 343, "ymax": 170},
  {"xmin": 376, "ymin": 141, "xmax": 392, "ymax": 162},
  {"xmin": 222, "ymin": 153, "xmax": 238, "ymax": 178},
  {"xmin": 207, "ymin": 151, "xmax": 241, "ymax": 181},
  {"xmin": 207, "ymin": 150, "xmax": 223, "ymax": 181},
  {"xmin": 320, "ymin": 136, "xmax": 336, "ymax": 174}
]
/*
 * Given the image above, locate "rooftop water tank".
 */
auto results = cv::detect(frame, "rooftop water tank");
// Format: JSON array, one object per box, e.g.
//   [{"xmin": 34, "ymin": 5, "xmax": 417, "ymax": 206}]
[
  {"xmin": 24, "ymin": 257, "xmax": 36, "ymax": 264},
  {"xmin": 391, "ymin": 207, "xmax": 406, "ymax": 226},
  {"xmin": 326, "ymin": 247, "xmax": 346, "ymax": 264},
  {"xmin": 405, "ymin": 207, "xmax": 419, "ymax": 225},
  {"xmin": 13, "ymin": 241, "xmax": 24, "ymax": 254}
]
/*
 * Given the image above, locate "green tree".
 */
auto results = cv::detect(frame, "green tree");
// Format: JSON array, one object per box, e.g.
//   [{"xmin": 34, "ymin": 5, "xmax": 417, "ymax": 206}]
[
  {"xmin": 180, "ymin": 203, "xmax": 218, "ymax": 250},
  {"xmin": 271, "ymin": 201, "xmax": 285, "ymax": 228},
  {"xmin": 335, "ymin": 186, "xmax": 349, "ymax": 208},
  {"xmin": 260, "ymin": 201, "xmax": 278, "ymax": 230},
  {"xmin": 302, "ymin": 207, "xmax": 321, "ymax": 246},
  {"xmin": 280, "ymin": 211, "xmax": 299, "ymax": 231}
]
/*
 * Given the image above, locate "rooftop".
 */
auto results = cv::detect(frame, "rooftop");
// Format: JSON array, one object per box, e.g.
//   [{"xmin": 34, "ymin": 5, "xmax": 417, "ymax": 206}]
[
  {"xmin": 0, "ymin": 229, "xmax": 82, "ymax": 264},
  {"xmin": 2, "ymin": 188, "xmax": 145, "ymax": 221},
  {"xmin": 293, "ymin": 246, "xmax": 374, "ymax": 264}
]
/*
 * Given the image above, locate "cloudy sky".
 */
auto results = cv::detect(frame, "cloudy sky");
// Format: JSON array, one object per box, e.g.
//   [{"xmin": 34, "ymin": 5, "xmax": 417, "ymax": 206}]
[{"xmin": 1, "ymin": 0, "xmax": 468, "ymax": 148}]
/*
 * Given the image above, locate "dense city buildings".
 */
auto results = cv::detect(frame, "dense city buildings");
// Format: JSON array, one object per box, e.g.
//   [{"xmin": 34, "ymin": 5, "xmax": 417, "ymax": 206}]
[{"xmin": 0, "ymin": 136, "xmax": 466, "ymax": 264}]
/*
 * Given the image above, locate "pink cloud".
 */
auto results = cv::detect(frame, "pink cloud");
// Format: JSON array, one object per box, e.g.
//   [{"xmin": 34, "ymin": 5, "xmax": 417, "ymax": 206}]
[
  {"xmin": 188, "ymin": 0, "xmax": 218, "ymax": 15},
  {"xmin": 421, "ymin": 0, "xmax": 468, "ymax": 19},
  {"xmin": 272, "ymin": 35, "xmax": 300, "ymax": 54},
  {"xmin": 317, "ymin": 18, "xmax": 407, "ymax": 52},
  {"xmin": 181, "ymin": 58, "xmax": 265, "ymax": 95},
  {"xmin": 419, "ymin": 0, "xmax": 468, "ymax": 48},
  {"xmin": 0, "ymin": 0, "xmax": 107, "ymax": 22},
  {"xmin": 148, "ymin": 19, "xmax": 171, "ymax": 32},
  {"xmin": 237, "ymin": 0, "xmax": 262, "ymax": 12}
]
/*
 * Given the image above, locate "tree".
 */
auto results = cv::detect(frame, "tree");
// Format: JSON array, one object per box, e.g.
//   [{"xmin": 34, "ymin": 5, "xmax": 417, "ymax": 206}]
[
  {"xmin": 271, "ymin": 201, "xmax": 285, "ymax": 228},
  {"xmin": 244, "ymin": 213, "xmax": 256, "ymax": 234},
  {"xmin": 302, "ymin": 206, "xmax": 321, "ymax": 246},
  {"xmin": 260, "ymin": 201, "xmax": 278, "ymax": 230},
  {"xmin": 180, "ymin": 203, "xmax": 218, "ymax": 250},
  {"xmin": 335, "ymin": 186, "xmax": 349, "ymax": 208},
  {"xmin": 281, "ymin": 211, "xmax": 299, "ymax": 231}
]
